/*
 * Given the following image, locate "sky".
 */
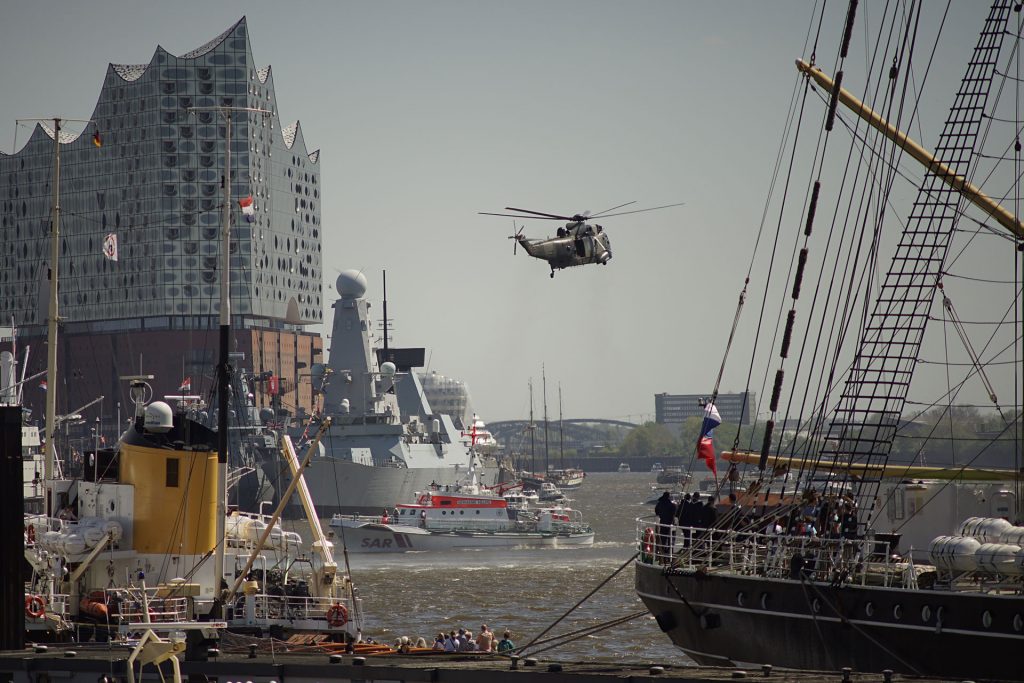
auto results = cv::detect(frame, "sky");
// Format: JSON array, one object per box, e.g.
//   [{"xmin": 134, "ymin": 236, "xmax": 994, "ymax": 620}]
[{"xmin": 0, "ymin": 1, "xmax": 996, "ymax": 423}]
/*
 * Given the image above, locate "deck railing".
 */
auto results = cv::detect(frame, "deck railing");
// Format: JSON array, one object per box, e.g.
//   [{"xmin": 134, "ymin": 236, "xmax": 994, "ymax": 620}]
[{"xmin": 635, "ymin": 518, "xmax": 902, "ymax": 586}]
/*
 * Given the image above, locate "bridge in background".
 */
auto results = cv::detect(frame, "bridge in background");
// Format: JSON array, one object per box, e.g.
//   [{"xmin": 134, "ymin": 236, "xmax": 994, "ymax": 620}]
[{"xmin": 488, "ymin": 418, "xmax": 637, "ymax": 455}]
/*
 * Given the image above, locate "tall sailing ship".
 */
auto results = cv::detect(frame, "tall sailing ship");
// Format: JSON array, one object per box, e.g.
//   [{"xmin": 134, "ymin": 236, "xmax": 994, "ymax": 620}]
[{"xmin": 636, "ymin": 2, "xmax": 1024, "ymax": 680}]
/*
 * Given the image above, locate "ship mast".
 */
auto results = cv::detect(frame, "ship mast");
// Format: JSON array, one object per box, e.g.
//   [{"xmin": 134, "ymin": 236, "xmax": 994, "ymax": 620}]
[
  {"xmin": 558, "ymin": 382, "xmax": 564, "ymax": 469},
  {"xmin": 528, "ymin": 378, "xmax": 535, "ymax": 473},
  {"xmin": 188, "ymin": 104, "xmax": 270, "ymax": 610},
  {"xmin": 43, "ymin": 118, "xmax": 61, "ymax": 516},
  {"xmin": 542, "ymin": 364, "xmax": 549, "ymax": 473}
]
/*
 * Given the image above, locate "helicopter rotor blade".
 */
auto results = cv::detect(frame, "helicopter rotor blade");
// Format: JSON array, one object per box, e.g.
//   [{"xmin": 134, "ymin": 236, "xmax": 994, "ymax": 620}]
[
  {"xmin": 590, "ymin": 201, "xmax": 686, "ymax": 219},
  {"xmin": 481, "ymin": 211, "xmax": 564, "ymax": 220},
  {"xmin": 503, "ymin": 206, "xmax": 575, "ymax": 220},
  {"xmin": 590, "ymin": 201, "xmax": 637, "ymax": 218}
]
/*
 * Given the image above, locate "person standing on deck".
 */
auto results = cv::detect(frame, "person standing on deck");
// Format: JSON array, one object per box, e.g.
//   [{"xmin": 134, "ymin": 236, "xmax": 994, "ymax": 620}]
[{"xmin": 654, "ymin": 491, "xmax": 677, "ymax": 562}]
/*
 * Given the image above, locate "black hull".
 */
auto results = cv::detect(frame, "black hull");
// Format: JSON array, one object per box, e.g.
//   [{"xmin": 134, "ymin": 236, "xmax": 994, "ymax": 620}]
[{"xmin": 636, "ymin": 562, "xmax": 1024, "ymax": 681}]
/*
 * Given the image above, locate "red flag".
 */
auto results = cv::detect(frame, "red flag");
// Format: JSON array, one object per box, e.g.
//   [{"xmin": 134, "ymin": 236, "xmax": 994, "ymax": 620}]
[
  {"xmin": 178, "ymin": 376, "xmax": 191, "ymax": 392},
  {"xmin": 698, "ymin": 436, "xmax": 717, "ymax": 476}
]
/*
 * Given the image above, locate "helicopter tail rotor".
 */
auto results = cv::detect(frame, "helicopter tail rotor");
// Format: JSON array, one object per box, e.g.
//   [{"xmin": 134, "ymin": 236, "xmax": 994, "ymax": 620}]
[{"xmin": 508, "ymin": 222, "xmax": 525, "ymax": 255}]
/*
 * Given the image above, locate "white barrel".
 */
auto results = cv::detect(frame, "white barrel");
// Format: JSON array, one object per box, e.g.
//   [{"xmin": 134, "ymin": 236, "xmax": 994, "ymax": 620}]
[
  {"xmin": 244, "ymin": 519, "xmax": 268, "ymax": 543},
  {"xmin": 40, "ymin": 530, "xmax": 62, "ymax": 552},
  {"xmin": 929, "ymin": 535, "xmax": 981, "ymax": 572},
  {"xmin": 975, "ymin": 543, "xmax": 1023, "ymax": 575},
  {"xmin": 226, "ymin": 515, "xmax": 254, "ymax": 540},
  {"xmin": 61, "ymin": 533, "xmax": 87, "ymax": 555},
  {"xmin": 265, "ymin": 525, "xmax": 286, "ymax": 549},
  {"xmin": 998, "ymin": 526, "xmax": 1024, "ymax": 546},
  {"xmin": 101, "ymin": 520, "xmax": 123, "ymax": 542},
  {"xmin": 81, "ymin": 526, "xmax": 106, "ymax": 548},
  {"xmin": 957, "ymin": 517, "xmax": 1014, "ymax": 543}
]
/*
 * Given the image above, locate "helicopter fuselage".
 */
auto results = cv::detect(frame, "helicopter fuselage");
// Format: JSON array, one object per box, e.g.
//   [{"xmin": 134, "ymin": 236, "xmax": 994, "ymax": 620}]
[{"xmin": 517, "ymin": 221, "xmax": 612, "ymax": 276}]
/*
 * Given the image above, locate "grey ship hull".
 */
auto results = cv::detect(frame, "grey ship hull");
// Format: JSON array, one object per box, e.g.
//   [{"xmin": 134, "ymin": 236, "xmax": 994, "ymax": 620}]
[
  {"xmin": 268, "ymin": 423, "xmax": 498, "ymax": 517},
  {"xmin": 272, "ymin": 456, "xmax": 494, "ymax": 517}
]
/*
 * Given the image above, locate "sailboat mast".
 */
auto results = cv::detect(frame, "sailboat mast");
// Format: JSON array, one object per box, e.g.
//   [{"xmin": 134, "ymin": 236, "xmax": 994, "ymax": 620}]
[
  {"xmin": 542, "ymin": 365, "xmax": 549, "ymax": 473},
  {"xmin": 44, "ymin": 118, "xmax": 61, "ymax": 515},
  {"xmin": 558, "ymin": 382, "xmax": 564, "ymax": 468},
  {"xmin": 528, "ymin": 378, "xmax": 535, "ymax": 473}
]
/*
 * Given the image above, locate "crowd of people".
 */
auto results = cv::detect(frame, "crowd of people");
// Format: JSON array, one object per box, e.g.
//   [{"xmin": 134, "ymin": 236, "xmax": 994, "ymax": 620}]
[
  {"xmin": 652, "ymin": 488, "xmax": 862, "ymax": 559},
  {"xmin": 380, "ymin": 624, "xmax": 516, "ymax": 654}
]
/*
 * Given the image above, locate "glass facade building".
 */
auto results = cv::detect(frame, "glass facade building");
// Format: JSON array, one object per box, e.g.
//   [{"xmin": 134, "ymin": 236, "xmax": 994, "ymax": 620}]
[
  {"xmin": 0, "ymin": 18, "xmax": 323, "ymax": 427},
  {"xmin": 655, "ymin": 391, "xmax": 756, "ymax": 426}
]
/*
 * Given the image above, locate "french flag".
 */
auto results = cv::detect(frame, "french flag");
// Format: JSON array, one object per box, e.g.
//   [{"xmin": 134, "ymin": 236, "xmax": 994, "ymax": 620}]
[
  {"xmin": 698, "ymin": 403, "xmax": 721, "ymax": 475},
  {"xmin": 238, "ymin": 195, "xmax": 255, "ymax": 223}
]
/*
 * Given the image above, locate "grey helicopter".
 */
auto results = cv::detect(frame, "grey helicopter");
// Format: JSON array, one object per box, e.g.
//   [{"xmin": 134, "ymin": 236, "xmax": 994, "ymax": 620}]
[{"xmin": 480, "ymin": 201, "xmax": 684, "ymax": 277}]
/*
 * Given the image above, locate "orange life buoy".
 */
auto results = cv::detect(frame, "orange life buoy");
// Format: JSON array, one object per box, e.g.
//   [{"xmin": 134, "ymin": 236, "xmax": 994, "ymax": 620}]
[
  {"xmin": 326, "ymin": 603, "xmax": 349, "ymax": 628},
  {"xmin": 25, "ymin": 594, "xmax": 45, "ymax": 619}
]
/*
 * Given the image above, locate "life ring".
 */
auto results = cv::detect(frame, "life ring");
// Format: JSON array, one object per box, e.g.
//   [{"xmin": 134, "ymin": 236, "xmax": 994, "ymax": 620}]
[
  {"xmin": 25, "ymin": 594, "xmax": 45, "ymax": 619},
  {"xmin": 640, "ymin": 527, "xmax": 655, "ymax": 564},
  {"xmin": 26, "ymin": 525, "xmax": 36, "ymax": 545},
  {"xmin": 326, "ymin": 603, "xmax": 348, "ymax": 628}
]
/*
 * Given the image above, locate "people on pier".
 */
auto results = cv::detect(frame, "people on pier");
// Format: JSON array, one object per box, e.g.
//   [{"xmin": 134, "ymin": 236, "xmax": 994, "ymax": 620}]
[
  {"xmin": 497, "ymin": 630, "xmax": 515, "ymax": 652},
  {"xmin": 476, "ymin": 624, "xmax": 494, "ymax": 652}
]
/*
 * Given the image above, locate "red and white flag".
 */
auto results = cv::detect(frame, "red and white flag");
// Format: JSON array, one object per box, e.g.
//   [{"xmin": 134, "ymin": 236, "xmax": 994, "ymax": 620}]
[
  {"xmin": 178, "ymin": 376, "xmax": 191, "ymax": 392},
  {"xmin": 238, "ymin": 195, "xmax": 255, "ymax": 223},
  {"xmin": 698, "ymin": 436, "xmax": 717, "ymax": 476},
  {"xmin": 103, "ymin": 233, "xmax": 118, "ymax": 261}
]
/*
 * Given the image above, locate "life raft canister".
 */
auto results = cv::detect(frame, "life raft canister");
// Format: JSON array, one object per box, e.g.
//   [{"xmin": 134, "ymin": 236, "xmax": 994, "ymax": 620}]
[
  {"xmin": 326, "ymin": 603, "xmax": 349, "ymax": 628},
  {"xmin": 641, "ymin": 527, "xmax": 655, "ymax": 563},
  {"xmin": 25, "ymin": 594, "xmax": 46, "ymax": 619}
]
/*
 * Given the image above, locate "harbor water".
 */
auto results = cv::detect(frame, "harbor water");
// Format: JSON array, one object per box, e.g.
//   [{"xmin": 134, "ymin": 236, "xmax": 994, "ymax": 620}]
[{"xmin": 315, "ymin": 471, "xmax": 681, "ymax": 662}]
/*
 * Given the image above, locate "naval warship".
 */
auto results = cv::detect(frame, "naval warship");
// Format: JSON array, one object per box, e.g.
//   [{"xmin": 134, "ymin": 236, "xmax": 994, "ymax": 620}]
[{"xmin": 270, "ymin": 270, "xmax": 491, "ymax": 517}]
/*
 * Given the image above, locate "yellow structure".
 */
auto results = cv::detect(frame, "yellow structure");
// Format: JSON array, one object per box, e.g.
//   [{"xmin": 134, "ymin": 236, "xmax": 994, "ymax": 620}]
[{"xmin": 119, "ymin": 441, "xmax": 218, "ymax": 555}]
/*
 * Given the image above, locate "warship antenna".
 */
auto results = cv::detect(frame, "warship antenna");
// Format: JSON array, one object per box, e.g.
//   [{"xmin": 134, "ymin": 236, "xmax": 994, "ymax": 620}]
[{"xmin": 382, "ymin": 270, "xmax": 388, "ymax": 351}]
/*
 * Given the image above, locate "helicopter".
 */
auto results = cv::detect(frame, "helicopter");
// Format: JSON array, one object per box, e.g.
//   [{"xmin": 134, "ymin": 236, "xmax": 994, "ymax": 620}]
[{"xmin": 480, "ymin": 201, "xmax": 684, "ymax": 277}]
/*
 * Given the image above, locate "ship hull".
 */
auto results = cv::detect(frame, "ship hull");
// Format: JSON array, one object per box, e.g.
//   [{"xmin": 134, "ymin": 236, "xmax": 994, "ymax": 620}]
[
  {"xmin": 635, "ymin": 562, "xmax": 1024, "ymax": 680},
  {"xmin": 268, "ymin": 457, "xmax": 498, "ymax": 517},
  {"xmin": 332, "ymin": 520, "xmax": 594, "ymax": 553}
]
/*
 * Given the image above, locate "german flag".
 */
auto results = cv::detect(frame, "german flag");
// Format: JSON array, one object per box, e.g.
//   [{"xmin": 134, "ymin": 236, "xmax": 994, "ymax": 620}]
[{"xmin": 92, "ymin": 130, "xmax": 102, "ymax": 148}]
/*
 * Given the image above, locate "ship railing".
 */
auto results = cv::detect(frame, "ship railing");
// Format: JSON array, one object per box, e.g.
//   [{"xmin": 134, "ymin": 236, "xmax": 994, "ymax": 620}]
[
  {"xmin": 636, "ymin": 518, "xmax": 898, "ymax": 585},
  {"xmin": 116, "ymin": 592, "xmax": 191, "ymax": 625},
  {"xmin": 232, "ymin": 592, "xmax": 358, "ymax": 628}
]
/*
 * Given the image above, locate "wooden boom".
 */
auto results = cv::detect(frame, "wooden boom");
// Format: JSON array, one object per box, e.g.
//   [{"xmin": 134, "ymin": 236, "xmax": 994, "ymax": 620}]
[
  {"xmin": 796, "ymin": 59, "xmax": 1024, "ymax": 240},
  {"xmin": 723, "ymin": 449, "xmax": 1019, "ymax": 482}
]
